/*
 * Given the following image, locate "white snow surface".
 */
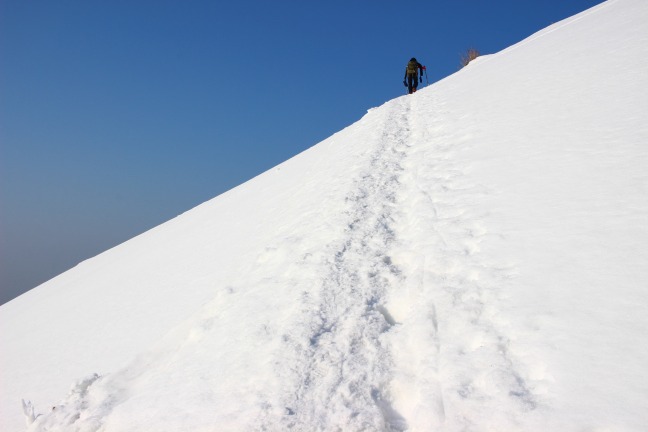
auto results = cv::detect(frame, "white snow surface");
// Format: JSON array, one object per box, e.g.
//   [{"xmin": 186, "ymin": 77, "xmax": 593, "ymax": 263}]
[{"xmin": 2, "ymin": 0, "xmax": 648, "ymax": 430}]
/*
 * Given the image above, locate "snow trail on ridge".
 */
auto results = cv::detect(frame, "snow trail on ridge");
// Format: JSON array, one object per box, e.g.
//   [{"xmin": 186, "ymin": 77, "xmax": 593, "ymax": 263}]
[{"xmin": 263, "ymin": 97, "xmax": 412, "ymax": 431}]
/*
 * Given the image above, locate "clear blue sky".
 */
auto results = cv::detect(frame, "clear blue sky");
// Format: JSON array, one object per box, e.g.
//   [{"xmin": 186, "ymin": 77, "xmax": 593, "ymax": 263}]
[{"xmin": 0, "ymin": 0, "xmax": 603, "ymax": 305}]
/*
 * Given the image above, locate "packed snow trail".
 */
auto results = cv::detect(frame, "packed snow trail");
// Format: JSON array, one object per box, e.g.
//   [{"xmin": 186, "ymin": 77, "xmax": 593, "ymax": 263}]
[{"xmin": 264, "ymin": 97, "xmax": 412, "ymax": 431}]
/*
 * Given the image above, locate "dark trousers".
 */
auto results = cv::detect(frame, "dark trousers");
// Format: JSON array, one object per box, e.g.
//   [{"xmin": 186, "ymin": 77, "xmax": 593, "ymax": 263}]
[{"xmin": 406, "ymin": 74, "xmax": 418, "ymax": 94}]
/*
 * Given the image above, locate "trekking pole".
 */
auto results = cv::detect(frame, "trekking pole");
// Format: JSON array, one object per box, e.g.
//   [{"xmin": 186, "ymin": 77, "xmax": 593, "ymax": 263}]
[{"xmin": 422, "ymin": 65, "xmax": 429, "ymax": 86}]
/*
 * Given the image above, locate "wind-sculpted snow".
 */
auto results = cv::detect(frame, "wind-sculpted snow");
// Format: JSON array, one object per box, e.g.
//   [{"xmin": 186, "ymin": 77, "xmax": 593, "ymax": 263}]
[
  {"xmin": 385, "ymin": 97, "xmax": 539, "ymax": 430},
  {"xmin": 5, "ymin": 0, "xmax": 648, "ymax": 431}
]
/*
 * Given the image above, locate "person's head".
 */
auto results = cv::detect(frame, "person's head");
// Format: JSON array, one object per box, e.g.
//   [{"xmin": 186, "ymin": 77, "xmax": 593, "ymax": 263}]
[{"xmin": 410, "ymin": 57, "xmax": 417, "ymax": 62}]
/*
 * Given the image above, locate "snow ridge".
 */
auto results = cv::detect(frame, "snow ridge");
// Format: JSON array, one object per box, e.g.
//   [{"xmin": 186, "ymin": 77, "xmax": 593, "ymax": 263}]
[
  {"xmin": 7, "ymin": 1, "xmax": 648, "ymax": 430},
  {"xmin": 268, "ymin": 98, "xmax": 412, "ymax": 431}
]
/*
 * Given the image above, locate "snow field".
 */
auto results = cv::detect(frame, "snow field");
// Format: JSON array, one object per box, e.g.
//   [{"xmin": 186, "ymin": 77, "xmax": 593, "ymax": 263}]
[{"xmin": 2, "ymin": 0, "xmax": 648, "ymax": 431}]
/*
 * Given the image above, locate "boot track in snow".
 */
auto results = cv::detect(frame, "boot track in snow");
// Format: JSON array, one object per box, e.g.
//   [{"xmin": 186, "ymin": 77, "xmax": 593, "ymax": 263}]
[{"xmin": 269, "ymin": 98, "xmax": 413, "ymax": 431}]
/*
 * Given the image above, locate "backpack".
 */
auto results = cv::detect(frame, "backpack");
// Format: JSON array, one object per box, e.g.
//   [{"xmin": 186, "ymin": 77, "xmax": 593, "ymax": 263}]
[{"xmin": 406, "ymin": 60, "xmax": 419, "ymax": 75}]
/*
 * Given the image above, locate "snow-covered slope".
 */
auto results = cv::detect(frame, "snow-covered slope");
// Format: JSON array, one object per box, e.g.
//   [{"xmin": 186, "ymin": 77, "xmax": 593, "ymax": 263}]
[{"xmin": 2, "ymin": 0, "xmax": 648, "ymax": 430}]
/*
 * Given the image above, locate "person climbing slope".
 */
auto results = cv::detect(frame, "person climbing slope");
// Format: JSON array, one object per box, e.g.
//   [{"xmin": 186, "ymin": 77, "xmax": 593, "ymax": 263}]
[{"xmin": 403, "ymin": 57, "xmax": 424, "ymax": 94}]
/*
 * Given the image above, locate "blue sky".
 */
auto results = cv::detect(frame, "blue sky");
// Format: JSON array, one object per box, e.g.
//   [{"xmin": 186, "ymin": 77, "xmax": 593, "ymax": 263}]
[{"xmin": 0, "ymin": 0, "xmax": 603, "ymax": 305}]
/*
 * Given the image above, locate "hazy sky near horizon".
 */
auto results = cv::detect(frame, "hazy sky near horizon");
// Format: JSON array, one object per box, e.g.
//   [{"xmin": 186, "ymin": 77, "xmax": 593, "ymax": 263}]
[{"xmin": 0, "ymin": 0, "xmax": 603, "ymax": 305}]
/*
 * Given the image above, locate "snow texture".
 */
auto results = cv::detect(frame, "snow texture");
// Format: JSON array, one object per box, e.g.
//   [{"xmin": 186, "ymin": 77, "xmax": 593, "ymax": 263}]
[{"xmin": 1, "ymin": 0, "xmax": 647, "ymax": 431}]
